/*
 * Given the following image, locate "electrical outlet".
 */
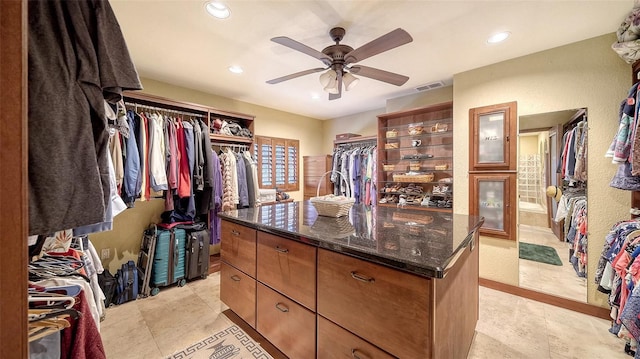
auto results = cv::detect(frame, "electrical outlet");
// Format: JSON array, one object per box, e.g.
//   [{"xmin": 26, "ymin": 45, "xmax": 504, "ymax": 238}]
[{"xmin": 101, "ymin": 248, "xmax": 110, "ymax": 260}]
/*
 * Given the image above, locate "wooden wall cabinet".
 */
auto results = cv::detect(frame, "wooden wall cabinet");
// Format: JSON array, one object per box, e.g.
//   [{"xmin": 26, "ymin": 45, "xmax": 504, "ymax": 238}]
[
  {"xmin": 469, "ymin": 102, "xmax": 518, "ymax": 240},
  {"xmin": 469, "ymin": 102, "xmax": 516, "ymax": 170},
  {"xmin": 469, "ymin": 173, "xmax": 516, "ymax": 240},
  {"xmin": 377, "ymin": 102, "xmax": 454, "ymax": 212},
  {"xmin": 303, "ymin": 155, "xmax": 333, "ymax": 201}
]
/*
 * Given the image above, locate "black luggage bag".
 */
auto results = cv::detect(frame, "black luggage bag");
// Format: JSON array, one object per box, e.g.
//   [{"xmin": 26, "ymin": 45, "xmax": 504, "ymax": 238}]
[{"xmin": 177, "ymin": 222, "xmax": 210, "ymax": 280}]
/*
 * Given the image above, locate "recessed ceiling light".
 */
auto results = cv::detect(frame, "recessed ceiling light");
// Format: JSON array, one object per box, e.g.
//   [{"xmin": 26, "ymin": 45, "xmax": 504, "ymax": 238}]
[
  {"xmin": 487, "ymin": 31, "xmax": 510, "ymax": 44},
  {"xmin": 205, "ymin": 1, "xmax": 230, "ymax": 19},
  {"xmin": 228, "ymin": 65, "xmax": 243, "ymax": 74}
]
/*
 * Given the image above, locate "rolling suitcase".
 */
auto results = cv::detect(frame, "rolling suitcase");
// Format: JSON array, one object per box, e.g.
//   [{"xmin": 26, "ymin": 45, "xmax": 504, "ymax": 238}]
[
  {"xmin": 150, "ymin": 227, "xmax": 186, "ymax": 295},
  {"xmin": 183, "ymin": 228, "xmax": 210, "ymax": 280}
]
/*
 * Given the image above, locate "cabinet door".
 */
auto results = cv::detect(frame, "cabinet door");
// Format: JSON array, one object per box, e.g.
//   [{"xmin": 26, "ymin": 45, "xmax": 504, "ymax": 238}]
[
  {"xmin": 317, "ymin": 248, "xmax": 432, "ymax": 359},
  {"xmin": 256, "ymin": 283, "xmax": 316, "ymax": 359},
  {"xmin": 220, "ymin": 262, "xmax": 256, "ymax": 328},
  {"xmin": 469, "ymin": 102, "xmax": 517, "ymax": 170},
  {"xmin": 317, "ymin": 315, "xmax": 394, "ymax": 359},
  {"xmin": 256, "ymin": 231, "xmax": 317, "ymax": 311},
  {"xmin": 469, "ymin": 173, "xmax": 516, "ymax": 240},
  {"xmin": 220, "ymin": 220, "xmax": 257, "ymax": 277}
]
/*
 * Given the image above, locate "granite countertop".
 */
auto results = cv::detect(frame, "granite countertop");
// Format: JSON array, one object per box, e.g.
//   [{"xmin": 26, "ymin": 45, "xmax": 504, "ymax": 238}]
[{"xmin": 219, "ymin": 201, "xmax": 484, "ymax": 278}]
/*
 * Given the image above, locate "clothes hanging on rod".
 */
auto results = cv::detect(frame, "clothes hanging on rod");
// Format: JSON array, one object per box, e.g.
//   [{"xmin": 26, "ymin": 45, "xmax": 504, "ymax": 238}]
[
  {"xmin": 28, "ymin": 233, "xmax": 107, "ymax": 359},
  {"xmin": 595, "ymin": 218, "xmax": 640, "ymax": 356},
  {"xmin": 331, "ymin": 142, "xmax": 378, "ymax": 205}
]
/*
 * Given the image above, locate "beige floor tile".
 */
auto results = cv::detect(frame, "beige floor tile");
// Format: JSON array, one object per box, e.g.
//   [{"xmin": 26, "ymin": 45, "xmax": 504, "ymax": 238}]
[
  {"xmin": 101, "ymin": 302, "xmax": 162, "ymax": 358},
  {"xmin": 519, "ymin": 224, "xmax": 586, "ymax": 302},
  {"xmin": 101, "ymin": 274, "xmax": 630, "ymax": 359}
]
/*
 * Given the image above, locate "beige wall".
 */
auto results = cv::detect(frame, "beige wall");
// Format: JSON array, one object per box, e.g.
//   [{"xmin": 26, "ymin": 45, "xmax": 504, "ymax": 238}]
[
  {"xmin": 322, "ymin": 108, "xmax": 382, "ymax": 153},
  {"xmin": 452, "ymin": 33, "xmax": 629, "ymax": 307},
  {"xmin": 519, "ymin": 135, "xmax": 538, "ymax": 157}
]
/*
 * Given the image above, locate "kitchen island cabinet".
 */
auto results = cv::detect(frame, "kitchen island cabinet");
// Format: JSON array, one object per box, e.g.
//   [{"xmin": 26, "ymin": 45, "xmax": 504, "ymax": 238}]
[{"xmin": 219, "ymin": 202, "xmax": 483, "ymax": 359}]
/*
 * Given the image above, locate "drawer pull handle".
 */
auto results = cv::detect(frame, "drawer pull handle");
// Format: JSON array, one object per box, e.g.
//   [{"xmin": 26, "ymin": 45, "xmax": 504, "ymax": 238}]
[
  {"xmin": 350, "ymin": 271, "xmax": 375, "ymax": 283},
  {"xmin": 274, "ymin": 246, "xmax": 289, "ymax": 253},
  {"xmin": 231, "ymin": 230, "xmax": 240, "ymax": 236},
  {"xmin": 230, "ymin": 275, "xmax": 241, "ymax": 282},
  {"xmin": 351, "ymin": 349, "xmax": 370, "ymax": 359},
  {"xmin": 275, "ymin": 303, "xmax": 289, "ymax": 313}
]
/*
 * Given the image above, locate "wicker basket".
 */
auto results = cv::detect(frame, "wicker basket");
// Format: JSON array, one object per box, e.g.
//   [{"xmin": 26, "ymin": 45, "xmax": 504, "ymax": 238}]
[
  {"xmin": 431, "ymin": 123, "xmax": 448, "ymax": 133},
  {"xmin": 384, "ymin": 142, "xmax": 399, "ymax": 149},
  {"xmin": 435, "ymin": 164, "xmax": 448, "ymax": 170},
  {"xmin": 409, "ymin": 161, "xmax": 421, "ymax": 171},
  {"xmin": 408, "ymin": 123, "xmax": 424, "ymax": 135},
  {"xmin": 393, "ymin": 173, "xmax": 435, "ymax": 183},
  {"xmin": 310, "ymin": 171, "xmax": 355, "ymax": 217},
  {"xmin": 386, "ymin": 129, "xmax": 399, "ymax": 138},
  {"xmin": 383, "ymin": 164, "xmax": 395, "ymax": 171}
]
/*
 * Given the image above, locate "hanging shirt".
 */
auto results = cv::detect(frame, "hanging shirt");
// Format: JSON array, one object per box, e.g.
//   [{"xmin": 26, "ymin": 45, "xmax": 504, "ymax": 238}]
[
  {"xmin": 148, "ymin": 113, "xmax": 168, "ymax": 191},
  {"xmin": 122, "ymin": 111, "xmax": 141, "ymax": 206},
  {"xmin": 27, "ymin": 0, "xmax": 142, "ymax": 235}
]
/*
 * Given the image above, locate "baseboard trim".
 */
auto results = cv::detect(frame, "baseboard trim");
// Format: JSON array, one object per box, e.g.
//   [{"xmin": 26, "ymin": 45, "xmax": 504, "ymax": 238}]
[{"xmin": 479, "ymin": 278, "xmax": 611, "ymax": 320}]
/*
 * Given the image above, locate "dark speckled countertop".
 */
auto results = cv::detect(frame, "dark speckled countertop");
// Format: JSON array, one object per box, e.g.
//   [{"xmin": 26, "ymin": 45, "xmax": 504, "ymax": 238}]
[{"xmin": 219, "ymin": 201, "xmax": 484, "ymax": 279}]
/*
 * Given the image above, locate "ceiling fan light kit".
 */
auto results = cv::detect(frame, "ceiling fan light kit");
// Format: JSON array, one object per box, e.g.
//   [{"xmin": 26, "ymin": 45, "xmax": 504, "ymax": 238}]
[{"xmin": 267, "ymin": 26, "xmax": 413, "ymax": 100}]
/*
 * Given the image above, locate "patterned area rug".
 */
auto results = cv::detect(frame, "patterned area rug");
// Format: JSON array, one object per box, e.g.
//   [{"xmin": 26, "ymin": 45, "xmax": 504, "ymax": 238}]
[{"xmin": 167, "ymin": 314, "xmax": 273, "ymax": 359}]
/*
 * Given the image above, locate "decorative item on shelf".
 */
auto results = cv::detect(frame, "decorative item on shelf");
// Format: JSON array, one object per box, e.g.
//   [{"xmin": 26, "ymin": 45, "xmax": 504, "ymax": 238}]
[
  {"xmin": 393, "ymin": 173, "xmax": 435, "ymax": 183},
  {"xmin": 409, "ymin": 161, "xmax": 421, "ymax": 171},
  {"xmin": 401, "ymin": 153, "xmax": 433, "ymax": 160},
  {"xmin": 386, "ymin": 129, "xmax": 398, "ymax": 138},
  {"xmin": 383, "ymin": 164, "xmax": 395, "ymax": 171},
  {"xmin": 431, "ymin": 123, "xmax": 448, "ymax": 133},
  {"xmin": 411, "ymin": 139, "xmax": 422, "ymax": 147},
  {"xmin": 310, "ymin": 171, "xmax": 355, "ymax": 217},
  {"xmin": 392, "ymin": 212, "xmax": 434, "ymax": 225},
  {"xmin": 408, "ymin": 123, "xmax": 424, "ymax": 135},
  {"xmin": 385, "ymin": 142, "xmax": 399, "ymax": 149},
  {"xmin": 435, "ymin": 164, "xmax": 448, "ymax": 170},
  {"xmin": 310, "ymin": 215, "xmax": 355, "ymax": 238}
]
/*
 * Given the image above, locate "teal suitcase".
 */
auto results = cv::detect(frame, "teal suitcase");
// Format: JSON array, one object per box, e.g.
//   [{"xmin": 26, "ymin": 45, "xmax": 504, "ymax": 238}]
[{"xmin": 150, "ymin": 227, "xmax": 186, "ymax": 295}]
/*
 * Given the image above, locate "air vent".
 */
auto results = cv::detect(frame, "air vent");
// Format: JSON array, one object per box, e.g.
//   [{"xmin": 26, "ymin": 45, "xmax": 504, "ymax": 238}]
[{"xmin": 416, "ymin": 81, "xmax": 445, "ymax": 92}]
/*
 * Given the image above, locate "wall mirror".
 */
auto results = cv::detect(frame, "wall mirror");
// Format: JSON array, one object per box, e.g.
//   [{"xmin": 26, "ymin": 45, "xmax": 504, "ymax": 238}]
[{"xmin": 518, "ymin": 108, "xmax": 587, "ymax": 303}]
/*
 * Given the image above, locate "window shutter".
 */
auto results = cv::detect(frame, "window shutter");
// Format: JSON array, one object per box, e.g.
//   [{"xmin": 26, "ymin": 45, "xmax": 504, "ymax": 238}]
[
  {"xmin": 274, "ymin": 139, "xmax": 286, "ymax": 187},
  {"xmin": 286, "ymin": 140, "xmax": 298, "ymax": 191},
  {"xmin": 259, "ymin": 137, "xmax": 273, "ymax": 188}
]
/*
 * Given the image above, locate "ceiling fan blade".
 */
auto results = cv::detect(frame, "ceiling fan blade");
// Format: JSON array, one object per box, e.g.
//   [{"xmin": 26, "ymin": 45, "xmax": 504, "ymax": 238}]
[
  {"xmin": 329, "ymin": 71, "xmax": 342, "ymax": 100},
  {"xmin": 344, "ymin": 28, "xmax": 413, "ymax": 65},
  {"xmin": 271, "ymin": 36, "xmax": 333, "ymax": 66},
  {"xmin": 349, "ymin": 65, "xmax": 409, "ymax": 86},
  {"xmin": 266, "ymin": 68, "xmax": 326, "ymax": 84}
]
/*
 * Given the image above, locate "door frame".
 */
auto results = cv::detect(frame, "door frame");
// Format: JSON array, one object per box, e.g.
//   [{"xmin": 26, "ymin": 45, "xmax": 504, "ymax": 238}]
[{"xmin": 0, "ymin": 0, "xmax": 28, "ymax": 356}]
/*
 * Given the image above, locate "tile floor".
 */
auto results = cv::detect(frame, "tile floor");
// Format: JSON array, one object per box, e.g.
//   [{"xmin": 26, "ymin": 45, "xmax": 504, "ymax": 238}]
[
  {"xmin": 100, "ymin": 271, "xmax": 630, "ymax": 359},
  {"xmin": 519, "ymin": 224, "xmax": 587, "ymax": 302}
]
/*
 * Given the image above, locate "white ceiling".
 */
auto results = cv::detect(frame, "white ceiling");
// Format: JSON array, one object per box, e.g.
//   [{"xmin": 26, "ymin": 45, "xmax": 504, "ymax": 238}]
[{"xmin": 110, "ymin": 0, "xmax": 634, "ymax": 120}]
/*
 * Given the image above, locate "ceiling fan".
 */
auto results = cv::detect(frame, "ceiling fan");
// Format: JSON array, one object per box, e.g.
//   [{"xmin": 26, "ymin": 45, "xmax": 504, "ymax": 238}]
[{"xmin": 266, "ymin": 27, "xmax": 413, "ymax": 100}]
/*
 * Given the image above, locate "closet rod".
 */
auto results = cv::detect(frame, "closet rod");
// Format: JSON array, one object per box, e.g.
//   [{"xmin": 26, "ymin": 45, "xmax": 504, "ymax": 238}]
[{"xmin": 124, "ymin": 102, "xmax": 205, "ymax": 118}]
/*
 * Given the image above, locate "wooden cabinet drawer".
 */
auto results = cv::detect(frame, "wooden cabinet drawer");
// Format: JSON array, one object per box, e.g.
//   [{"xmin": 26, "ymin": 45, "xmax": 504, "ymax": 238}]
[
  {"xmin": 317, "ymin": 248, "xmax": 432, "ymax": 359},
  {"xmin": 220, "ymin": 220, "xmax": 256, "ymax": 277},
  {"xmin": 317, "ymin": 315, "xmax": 394, "ymax": 359},
  {"xmin": 220, "ymin": 262, "xmax": 256, "ymax": 328},
  {"xmin": 257, "ymin": 283, "xmax": 315, "ymax": 359},
  {"xmin": 257, "ymin": 232, "xmax": 317, "ymax": 311}
]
